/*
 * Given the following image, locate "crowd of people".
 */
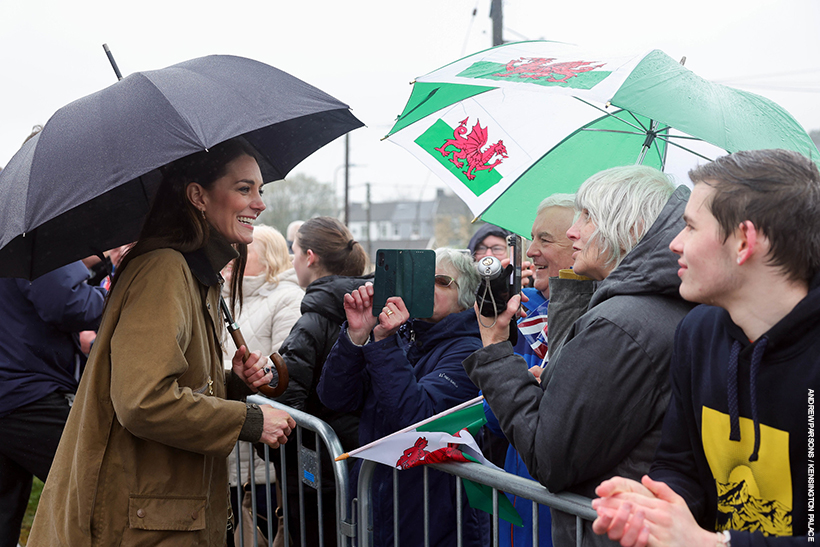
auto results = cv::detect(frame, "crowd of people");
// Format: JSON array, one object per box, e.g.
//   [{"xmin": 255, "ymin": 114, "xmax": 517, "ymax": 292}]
[{"xmin": 0, "ymin": 137, "xmax": 816, "ymax": 547}]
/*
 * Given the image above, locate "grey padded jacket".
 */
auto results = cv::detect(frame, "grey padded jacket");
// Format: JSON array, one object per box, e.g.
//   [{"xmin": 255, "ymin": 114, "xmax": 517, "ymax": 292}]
[{"xmin": 464, "ymin": 185, "xmax": 694, "ymax": 547}]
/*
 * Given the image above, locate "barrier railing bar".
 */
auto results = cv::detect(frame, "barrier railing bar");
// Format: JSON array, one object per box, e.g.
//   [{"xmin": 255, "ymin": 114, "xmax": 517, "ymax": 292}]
[
  {"xmin": 423, "ymin": 466, "xmax": 430, "ymax": 547},
  {"xmin": 248, "ymin": 442, "xmax": 259, "ymax": 547},
  {"xmin": 297, "ymin": 426, "xmax": 306, "ymax": 547},
  {"xmin": 317, "ymin": 436, "xmax": 324, "ymax": 547},
  {"xmin": 279, "ymin": 440, "xmax": 289, "ymax": 545},
  {"xmin": 248, "ymin": 395, "xmax": 353, "ymax": 547},
  {"xmin": 455, "ymin": 475, "xmax": 463, "ymax": 547},
  {"xmin": 428, "ymin": 461, "xmax": 596, "ymax": 521},
  {"xmin": 492, "ymin": 487, "xmax": 499, "ymax": 547},
  {"xmin": 393, "ymin": 468, "xmax": 399, "ymax": 547},
  {"xmin": 532, "ymin": 499, "xmax": 539, "ymax": 546},
  {"xmin": 263, "ymin": 445, "xmax": 274, "ymax": 544}
]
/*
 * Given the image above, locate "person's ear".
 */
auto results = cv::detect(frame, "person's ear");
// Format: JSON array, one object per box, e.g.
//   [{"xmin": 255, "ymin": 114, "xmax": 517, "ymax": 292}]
[
  {"xmin": 186, "ymin": 182, "xmax": 207, "ymax": 213},
  {"xmin": 736, "ymin": 220, "xmax": 758, "ymax": 265},
  {"xmin": 305, "ymin": 249, "xmax": 317, "ymax": 268}
]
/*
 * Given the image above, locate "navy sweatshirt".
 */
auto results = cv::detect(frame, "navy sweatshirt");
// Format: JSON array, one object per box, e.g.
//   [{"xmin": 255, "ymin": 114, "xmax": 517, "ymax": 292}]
[{"xmin": 651, "ymin": 276, "xmax": 820, "ymax": 545}]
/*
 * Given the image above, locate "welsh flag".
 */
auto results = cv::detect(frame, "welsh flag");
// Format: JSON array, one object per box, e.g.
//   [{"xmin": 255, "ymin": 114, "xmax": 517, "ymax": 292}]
[{"xmin": 337, "ymin": 396, "xmax": 523, "ymax": 527}]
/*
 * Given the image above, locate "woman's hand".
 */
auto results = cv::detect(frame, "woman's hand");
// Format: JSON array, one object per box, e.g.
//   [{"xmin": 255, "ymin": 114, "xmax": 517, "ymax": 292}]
[
  {"xmin": 374, "ymin": 296, "xmax": 409, "ymax": 342},
  {"xmin": 232, "ymin": 345, "xmax": 275, "ymax": 392},
  {"xmin": 259, "ymin": 406, "xmax": 296, "ymax": 448},
  {"xmin": 344, "ymin": 283, "xmax": 379, "ymax": 345}
]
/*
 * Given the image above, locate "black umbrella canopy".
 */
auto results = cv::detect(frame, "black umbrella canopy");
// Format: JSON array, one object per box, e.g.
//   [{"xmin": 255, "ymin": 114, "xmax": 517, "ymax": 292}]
[{"xmin": 0, "ymin": 54, "xmax": 363, "ymax": 279}]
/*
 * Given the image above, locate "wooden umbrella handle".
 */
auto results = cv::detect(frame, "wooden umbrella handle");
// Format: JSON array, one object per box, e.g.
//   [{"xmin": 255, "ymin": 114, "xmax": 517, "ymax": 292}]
[{"xmin": 228, "ymin": 328, "xmax": 289, "ymax": 398}]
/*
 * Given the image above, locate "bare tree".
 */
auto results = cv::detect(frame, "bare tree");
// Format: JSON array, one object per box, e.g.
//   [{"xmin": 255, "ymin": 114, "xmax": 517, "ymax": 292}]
[
  {"xmin": 257, "ymin": 173, "xmax": 338, "ymax": 233},
  {"xmin": 810, "ymin": 129, "xmax": 820, "ymax": 151}
]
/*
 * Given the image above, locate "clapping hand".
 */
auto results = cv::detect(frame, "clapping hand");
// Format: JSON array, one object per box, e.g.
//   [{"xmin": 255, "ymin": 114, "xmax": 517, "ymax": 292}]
[{"xmin": 592, "ymin": 475, "xmax": 715, "ymax": 547}]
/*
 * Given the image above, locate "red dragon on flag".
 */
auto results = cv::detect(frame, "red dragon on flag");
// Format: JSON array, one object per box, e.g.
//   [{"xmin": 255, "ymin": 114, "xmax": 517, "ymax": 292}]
[
  {"xmin": 493, "ymin": 57, "xmax": 604, "ymax": 83},
  {"xmin": 395, "ymin": 436, "xmax": 471, "ymax": 470},
  {"xmin": 434, "ymin": 118, "xmax": 508, "ymax": 181}
]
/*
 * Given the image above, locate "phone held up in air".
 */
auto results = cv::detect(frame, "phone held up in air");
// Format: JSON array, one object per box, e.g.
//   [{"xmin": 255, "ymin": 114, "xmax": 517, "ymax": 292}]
[{"xmin": 373, "ymin": 249, "xmax": 435, "ymax": 318}]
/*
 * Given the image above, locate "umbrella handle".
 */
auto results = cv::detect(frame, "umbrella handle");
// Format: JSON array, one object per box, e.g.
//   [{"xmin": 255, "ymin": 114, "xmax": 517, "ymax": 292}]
[
  {"xmin": 220, "ymin": 295, "xmax": 289, "ymax": 397},
  {"xmin": 227, "ymin": 328, "xmax": 289, "ymax": 398}
]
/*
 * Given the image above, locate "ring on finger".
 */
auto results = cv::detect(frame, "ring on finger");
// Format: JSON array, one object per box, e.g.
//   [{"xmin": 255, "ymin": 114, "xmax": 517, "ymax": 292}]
[
  {"xmin": 263, "ymin": 366, "xmax": 271, "ymax": 375},
  {"xmin": 384, "ymin": 308, "xmax": 393, "ymax": 316}
]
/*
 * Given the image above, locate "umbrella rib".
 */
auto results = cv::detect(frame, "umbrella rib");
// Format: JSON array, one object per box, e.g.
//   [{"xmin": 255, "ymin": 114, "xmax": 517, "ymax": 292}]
[
  {"xmin": 572, "ymin": 97, "xmax": 646, "ymax": 132},
  {"xmin": 580, "ymin": 129, "xmax": 651, "ymax": 136},
  {"xmin": 654, "ymin": 136, "xmax": 716, "ymax": 162},
  {"xmin": 658, "ymin": 134, "xmax": 705, "ymax": 141},
  {"xmin": 626, "ymin": 111, "xmax": 650, "ymax": 133}
]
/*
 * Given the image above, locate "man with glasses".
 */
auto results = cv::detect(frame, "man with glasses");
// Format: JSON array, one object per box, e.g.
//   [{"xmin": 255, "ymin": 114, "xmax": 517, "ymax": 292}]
[{"xmin": 468, "ymin": 224, "xmax": 512, "ymax": 261}]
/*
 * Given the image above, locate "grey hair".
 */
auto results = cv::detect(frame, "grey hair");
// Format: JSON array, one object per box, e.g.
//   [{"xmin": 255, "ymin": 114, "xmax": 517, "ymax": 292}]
[
  {"xmin": 575, "ymin": 165, "xmax": 675, "ymax": 268},
  {"xmin": 436, "ymin": 247, "xmax": 481, "ymax": 310},
  {"xmin": 537, "ymin": 193, "xmax": 576, "ymax": 215}
]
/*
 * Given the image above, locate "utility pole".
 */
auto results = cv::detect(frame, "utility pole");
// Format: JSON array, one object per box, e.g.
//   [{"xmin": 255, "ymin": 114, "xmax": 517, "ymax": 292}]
[
  {"xmin": 365, "ymin": 182, "xmax": 372, "ymax": 257},
  {"xmin": 344, "ymin": 133, "xmax": 350, "ymax": 225},
  {"xmin": 490, "ymin": 0, "xmax": 503, "ymax": 46}
]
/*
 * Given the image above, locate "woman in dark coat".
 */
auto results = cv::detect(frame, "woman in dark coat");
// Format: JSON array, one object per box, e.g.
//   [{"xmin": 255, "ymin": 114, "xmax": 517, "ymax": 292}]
[
  {"xmin": 274, "ymin": 216, "xmax": 370, "ymax": 546},
  {"xmin": 317, "ymin": 248, "xmax": 489, "ymax": 547}
]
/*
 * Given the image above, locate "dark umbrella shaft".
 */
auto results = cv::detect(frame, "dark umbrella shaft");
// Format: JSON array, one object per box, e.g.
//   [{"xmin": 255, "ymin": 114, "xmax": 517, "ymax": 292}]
[{"xmin": 219, "ymin": 296, "xmax": 288, "ymax": 398}]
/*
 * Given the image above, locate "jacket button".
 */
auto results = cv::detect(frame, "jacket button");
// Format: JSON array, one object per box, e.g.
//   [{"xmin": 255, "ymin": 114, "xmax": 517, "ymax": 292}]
[
  {"xmin": 137, "ymin": 509, "xmax": 146, "ymax": 518},
  {"xmin": 192, "ymin": 511, "xmax": 198, "ymax": 520}
]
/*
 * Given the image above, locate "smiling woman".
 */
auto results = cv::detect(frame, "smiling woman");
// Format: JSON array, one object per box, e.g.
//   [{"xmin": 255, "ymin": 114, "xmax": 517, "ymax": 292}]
[
  {"xmin": 187, "ymin": 154, "xmax": 266, "ymax": 247},
  {"xmin": 27, "ymin": 139, "xmax": 296, "ymax": 546}
]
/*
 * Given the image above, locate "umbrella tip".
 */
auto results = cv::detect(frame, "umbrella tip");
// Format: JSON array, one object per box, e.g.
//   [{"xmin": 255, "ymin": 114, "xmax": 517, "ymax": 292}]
[{"xmin": 679, "ymin": 56, "xmax": 687, "ymax": 66}]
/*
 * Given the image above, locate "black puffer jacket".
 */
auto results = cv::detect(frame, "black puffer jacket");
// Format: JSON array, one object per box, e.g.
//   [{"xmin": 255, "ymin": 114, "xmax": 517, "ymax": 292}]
[
  {"xmin": 276, "ymin": 273, "xmax": 372, "ymax": 448},
  {"xmin": 274, "ymin": 274, "xmax": 372, "ymax": 547}
]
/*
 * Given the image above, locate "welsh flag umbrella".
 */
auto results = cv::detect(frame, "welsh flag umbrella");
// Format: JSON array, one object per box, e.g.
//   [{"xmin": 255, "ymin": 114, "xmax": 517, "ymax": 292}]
[{"xmin": 386, "ymin": 41, "xmax": 819, "ymax": 236}]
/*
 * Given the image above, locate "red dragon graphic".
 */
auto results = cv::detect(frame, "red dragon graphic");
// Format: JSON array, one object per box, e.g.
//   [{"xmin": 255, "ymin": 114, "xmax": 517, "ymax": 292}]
[
  {"xmin": 493, "ymin": 57, "xmax": 604, "ymax": 83},
  {"xmin": 395, "ymin": 436, "xmax": 470, "ymax": 470},
  {"xmin": 434, "ymin": 118, "xmax": 508, "ymax": 181}
]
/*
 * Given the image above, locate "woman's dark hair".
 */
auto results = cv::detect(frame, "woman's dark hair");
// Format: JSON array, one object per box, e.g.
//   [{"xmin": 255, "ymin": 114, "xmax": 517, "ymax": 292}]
[
  {"xmin": 296, "ymin": 216, "xmax": 368, "ymax": 277},
  {"xmin": 112, "ymin": 138, "xmax": 260, "ymax": 312}
]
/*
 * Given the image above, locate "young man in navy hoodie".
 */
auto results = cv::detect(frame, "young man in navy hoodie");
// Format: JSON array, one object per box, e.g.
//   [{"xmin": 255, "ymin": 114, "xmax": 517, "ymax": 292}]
[{"xmin": 591, "ymin": 149, "xmax": 820, "ymax": 546}]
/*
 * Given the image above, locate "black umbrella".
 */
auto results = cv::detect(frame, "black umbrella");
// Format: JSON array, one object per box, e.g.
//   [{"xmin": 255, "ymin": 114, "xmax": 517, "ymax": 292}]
[{"xmin": 0, "ymin": 54, "xmax": 363, "ymax": 279}]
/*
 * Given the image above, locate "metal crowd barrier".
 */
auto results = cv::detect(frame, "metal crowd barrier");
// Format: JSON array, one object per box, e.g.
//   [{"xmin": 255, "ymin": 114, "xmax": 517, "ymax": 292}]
[
  {"xmin": 234, "ymin": 396, "xmax": 596, "ymax": 547},
  {"xmin": 356, "ymin": 459, "xmax": 597, "ymax": 547},
  {"xmin": 232, "ymin": 395, "xmax": 355, "ymax": 547}
]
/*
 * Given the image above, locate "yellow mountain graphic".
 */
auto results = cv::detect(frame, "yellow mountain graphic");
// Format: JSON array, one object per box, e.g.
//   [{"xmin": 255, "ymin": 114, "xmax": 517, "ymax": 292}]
[
  {"xmin": 716, "ymin": 478, "xmax": 792, "ymax": 535},
  {"xmin": 702, "ymin": 406, "xmax": 792, "ymax": 536}
]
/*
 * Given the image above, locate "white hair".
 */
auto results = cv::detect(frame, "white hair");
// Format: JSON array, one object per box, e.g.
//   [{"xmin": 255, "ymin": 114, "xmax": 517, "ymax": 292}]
[
  {"xmin": 436, "ymin": 248, "xmax": 481, "ymax": 310},
  {"xmin": 575, "ymin": 165, "xmax": 675, "ymax": 268},
  {"xmin": 536, "ymin": 193, "xmax": 576, "ymax": 215}
]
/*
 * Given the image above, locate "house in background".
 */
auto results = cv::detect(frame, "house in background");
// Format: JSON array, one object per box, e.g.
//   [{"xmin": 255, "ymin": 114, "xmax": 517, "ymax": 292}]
[{"xmin": 347, "ymin": 188, "xmax": 476, "ymax": 261}]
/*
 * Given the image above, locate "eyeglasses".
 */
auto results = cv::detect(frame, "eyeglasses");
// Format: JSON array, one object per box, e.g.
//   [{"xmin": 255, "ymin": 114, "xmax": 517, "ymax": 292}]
[
  {"xmin": 474, "ymin": 244, "xmax": 508, "ymax": 258},
  {"xmin": 434, "ymin": 274, "xmax": 458, "ymax": 288}
]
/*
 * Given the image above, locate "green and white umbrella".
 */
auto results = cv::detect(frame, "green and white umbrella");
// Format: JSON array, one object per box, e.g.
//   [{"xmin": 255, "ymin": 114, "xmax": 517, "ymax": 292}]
[{"xmin": 386, "ymin": 41, "xmax": 819, "ymax": 237}]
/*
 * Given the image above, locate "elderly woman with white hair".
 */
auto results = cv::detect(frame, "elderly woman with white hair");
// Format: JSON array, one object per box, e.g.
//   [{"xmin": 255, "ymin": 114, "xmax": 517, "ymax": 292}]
[
  {"xmin": 464, "ymin": 166, "xmax": 694, "ymax": 547},
  {"xmin": 317, "ymin": 248, "xmax": 489, "ymax": 547}
]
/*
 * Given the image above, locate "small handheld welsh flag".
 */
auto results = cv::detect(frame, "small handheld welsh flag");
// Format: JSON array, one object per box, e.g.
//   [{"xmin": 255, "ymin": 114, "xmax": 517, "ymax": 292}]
[{"xmin": 337, "ymin": 396, "xmax": 523, "ymax": 527}]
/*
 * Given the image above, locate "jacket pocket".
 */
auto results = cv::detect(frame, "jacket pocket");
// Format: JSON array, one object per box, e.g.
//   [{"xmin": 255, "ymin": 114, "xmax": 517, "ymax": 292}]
[{"xmin": 128, "ymin": 495, "xmax": 206, "ymax": 531}]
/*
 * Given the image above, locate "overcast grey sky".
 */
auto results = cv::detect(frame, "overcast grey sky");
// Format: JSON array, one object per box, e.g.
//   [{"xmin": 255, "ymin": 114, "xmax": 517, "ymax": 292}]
[{"xmin": 2, "ymin": 0, "xmax": 819, "ymax": 204}]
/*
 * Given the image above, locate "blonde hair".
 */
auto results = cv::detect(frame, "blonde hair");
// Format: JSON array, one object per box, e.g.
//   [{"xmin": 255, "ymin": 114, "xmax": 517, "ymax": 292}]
[{"xmin": 250, "ymin": 225, "xmax": 292, "ymax": 285}]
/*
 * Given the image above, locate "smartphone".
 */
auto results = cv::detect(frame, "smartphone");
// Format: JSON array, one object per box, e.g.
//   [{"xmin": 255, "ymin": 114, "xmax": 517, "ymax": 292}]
[
  {"xmin": 373, "ymin": 249, "xmax": 435, "ymax": 318},
  {"xmin": 509, "ymin": 234, "xmax": 522, "ymax": 298}
]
